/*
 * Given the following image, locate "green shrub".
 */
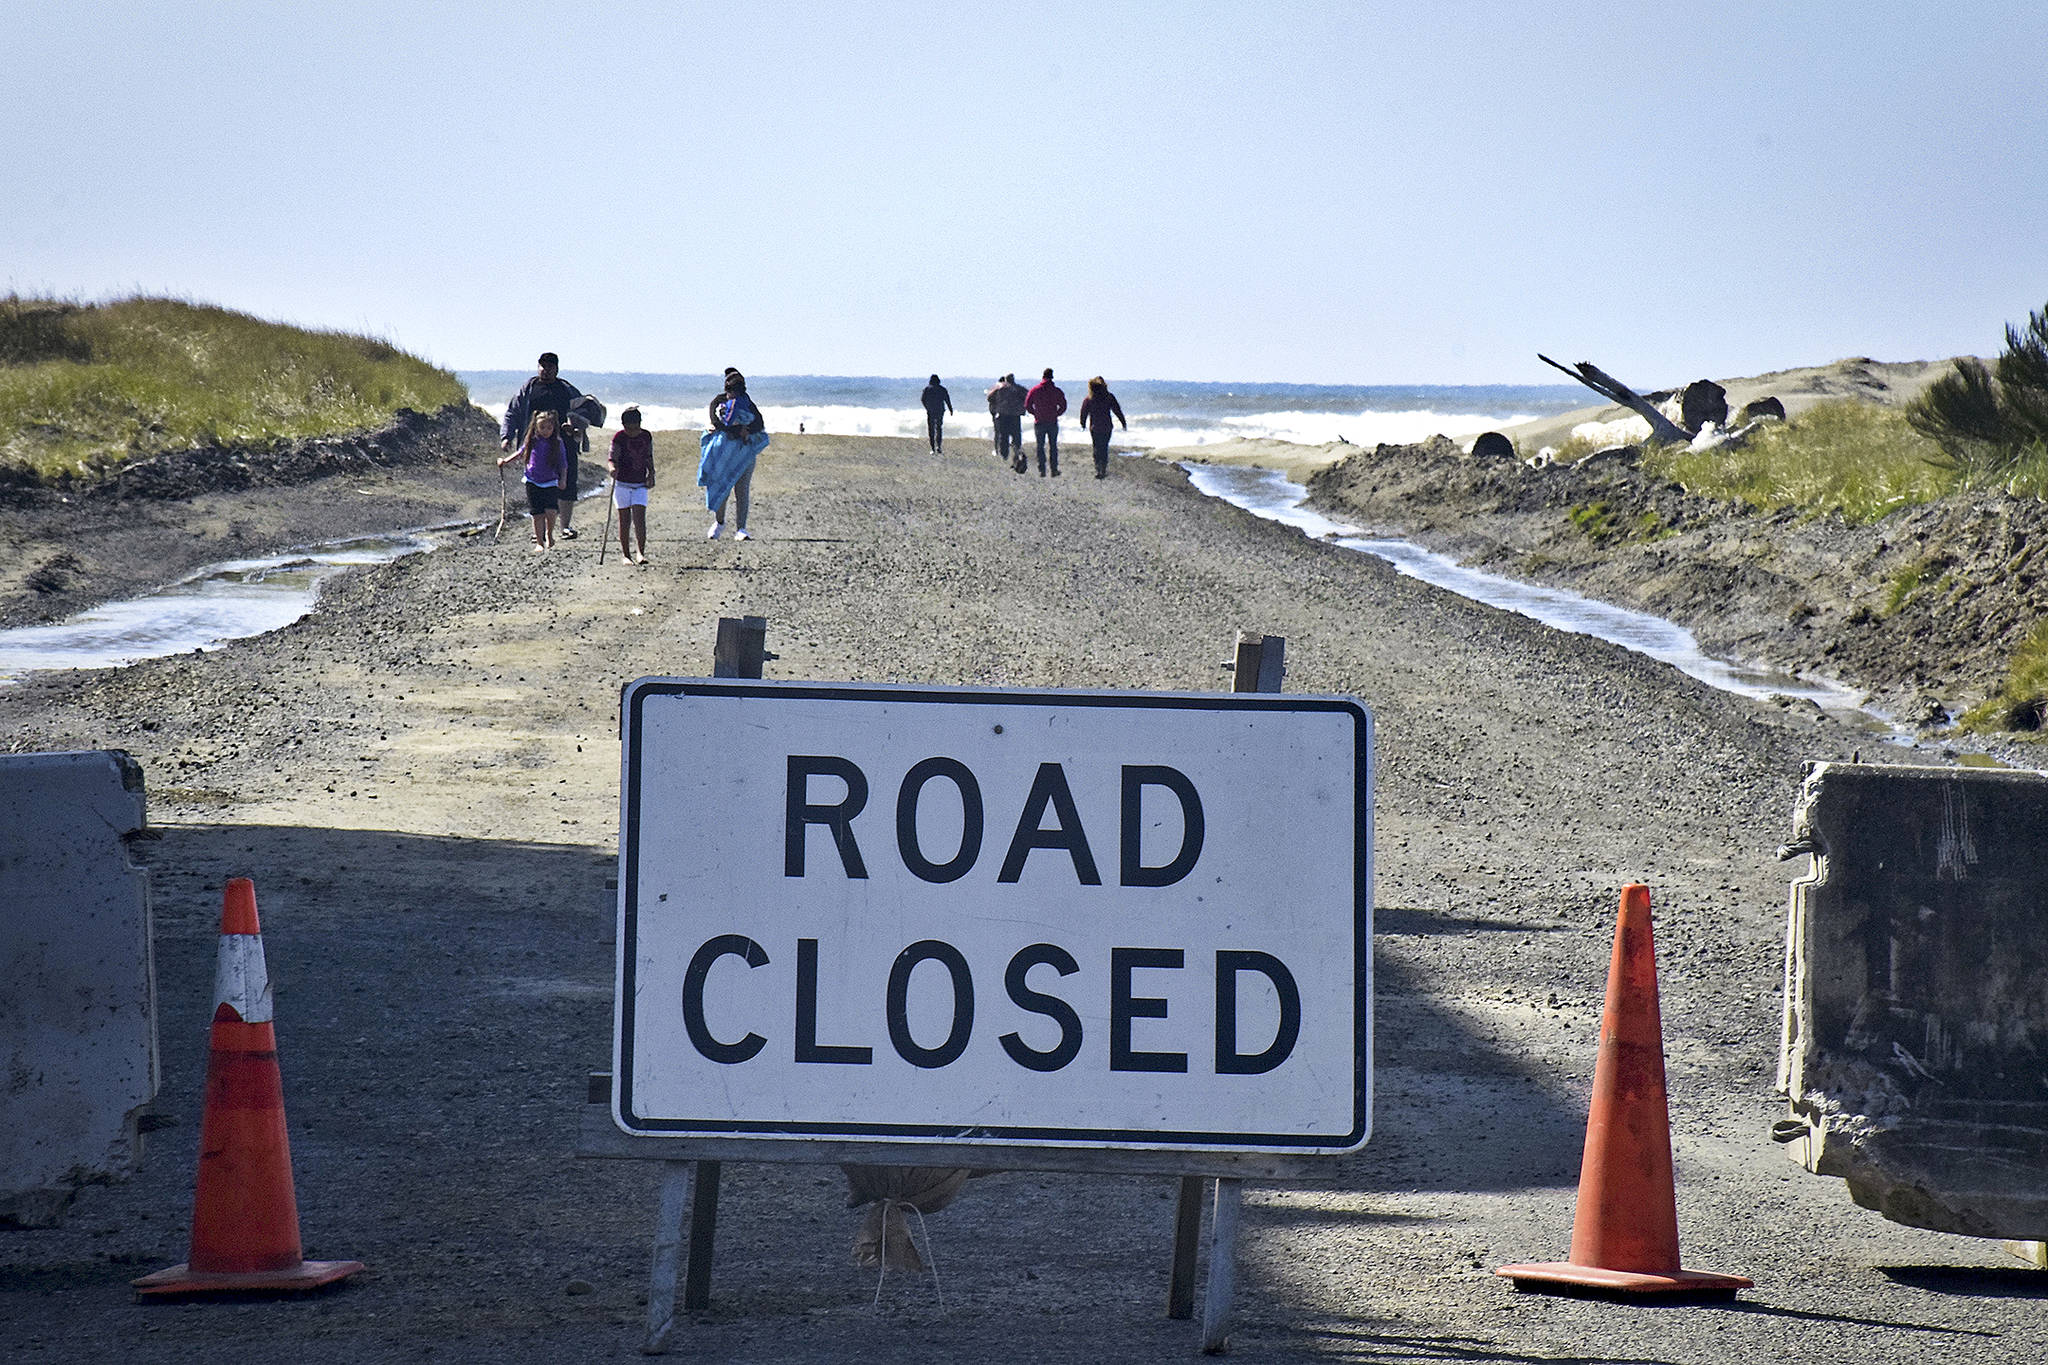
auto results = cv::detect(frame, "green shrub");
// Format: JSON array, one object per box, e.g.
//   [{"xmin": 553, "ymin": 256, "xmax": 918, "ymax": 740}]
[
  {"xmin": 1567, "ymin": 500, "xmax": 1619, "ymax": 540},
  {"xmin": 0, "ymin": 294, "xmax": 468, "ymax": 480},
  {"xmin": 1960, "ymin": 619, "xmax": 2048, "ymax": 734},
  {"xmin": 1910, "ymin": 300, "xmax": 2048, "ymax": 486},
  {"xmin": 1563, "ymin": 500, "xmax": 1668, "ymax": 544},
  {"xmin": 1643, "ymin": 400, "xmax": 1951, "ymax": 521}
]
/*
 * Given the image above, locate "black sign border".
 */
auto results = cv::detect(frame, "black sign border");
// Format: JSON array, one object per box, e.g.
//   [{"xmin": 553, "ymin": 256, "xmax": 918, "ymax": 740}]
[{"xmin": 616, "ymin": 678, "xmax": 1372, "ymax": 1152}]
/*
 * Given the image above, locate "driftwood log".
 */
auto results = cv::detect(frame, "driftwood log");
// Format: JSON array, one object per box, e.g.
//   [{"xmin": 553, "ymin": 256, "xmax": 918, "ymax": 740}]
[{"xmin": 1538, "ymin": 354, "xmax": 1694, "ymax": 445}]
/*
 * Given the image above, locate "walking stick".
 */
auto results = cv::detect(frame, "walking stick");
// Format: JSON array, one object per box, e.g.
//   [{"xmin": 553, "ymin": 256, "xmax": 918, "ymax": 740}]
[
  {"xmin": 598, "ymin": 476, "xmax": 616, "ymax": 564},
  {"xmin": 493, "ymin": 464, "xmax": 509, "ymax": 544}
]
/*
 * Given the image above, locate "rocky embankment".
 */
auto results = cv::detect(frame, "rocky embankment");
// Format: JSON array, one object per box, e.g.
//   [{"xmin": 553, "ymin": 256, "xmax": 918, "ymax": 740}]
[
  {"xmin": 1307, "ymin": 436, "xmax": 2048, "ymax": 729},
  {"xmin": 0, "ymin": 402, "xmax": 497, "ymax": 504}
]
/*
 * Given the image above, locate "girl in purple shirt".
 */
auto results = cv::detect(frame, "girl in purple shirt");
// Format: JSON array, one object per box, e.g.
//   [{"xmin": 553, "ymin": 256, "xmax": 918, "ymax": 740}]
[{"xmin": 497, "ymin": 411, "xmax": 569, "ymax": 551}]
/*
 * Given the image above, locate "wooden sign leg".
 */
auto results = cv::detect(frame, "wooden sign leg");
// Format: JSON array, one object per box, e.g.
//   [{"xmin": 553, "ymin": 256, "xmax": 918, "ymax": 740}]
[
  {"xmin": 713, "ymin": 615, "xmax": 769, "ymax": 678},
  {"xmin": 1201, "ymin": 1177, "xmax": 1243, "ymax": 1354},
  {"xmin": 1167, "ymin": 1175, "xmax": 1205, "ymax": 1319},
  {"xmin": 683, "ymin": 1160, "xmax": 722, "ymax": 1311},
  {"xmin": 643, "ymin": 1160, "xmax": 695, "ymax": 1354},
  {"xmin": 1188, "ymin": 631, "xmax": 1278, "ymax": 1352}
]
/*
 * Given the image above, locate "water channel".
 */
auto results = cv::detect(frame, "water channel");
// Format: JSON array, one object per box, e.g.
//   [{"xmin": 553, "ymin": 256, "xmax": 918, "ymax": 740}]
[
  {"xmin": 1178, "ymin": 462, "xmax": 1877, "ymax": 715},
  {"xmin": 0, "ymin": 532, "xmax": 439, "ymax": 684}
]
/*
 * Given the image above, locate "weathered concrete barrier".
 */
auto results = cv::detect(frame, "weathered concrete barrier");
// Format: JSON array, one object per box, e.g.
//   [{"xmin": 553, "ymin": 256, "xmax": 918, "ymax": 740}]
[
  {"xmin": 0, "ymin": 751, "xmax": 159, "ymax": 1226},
  {"xmin": 1776, "ymin": 761, "xmax": 2048, "ymax": 1239}
]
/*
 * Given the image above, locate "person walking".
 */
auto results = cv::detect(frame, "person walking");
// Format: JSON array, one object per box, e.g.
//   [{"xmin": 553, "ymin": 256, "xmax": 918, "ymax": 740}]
[
  {"xmin": 699, "ymin": 370, "xmax": 768, "ymax": 541},
  {"xmin": 608, "ymin": 406, "xmax": 655, "ymax": 564},
  {"xmin": 500, "ymin": 353, "xmax": 589, "ymax": 537},
  {"xmin": 1025, "ymin": 367, "xmax": 1068, "ymax": 477},
  {"xmin": 1078, "ymin": 376, "xmax": 1128, "ymax": 479},
  {"xmin": 920, "ymin": 375, "xmax": 954, "ymax": 453},
  {"xmin": 496, "ymin": 410, "xmax": 569, "ymax": 552},
  {"xmin": 987, "ymin": 373, "xmax": 1028, "ymax": 472}
]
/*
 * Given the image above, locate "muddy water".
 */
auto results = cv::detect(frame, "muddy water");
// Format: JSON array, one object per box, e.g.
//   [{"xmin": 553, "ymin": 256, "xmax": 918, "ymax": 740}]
[
  {"xmin": 0, "ymin": 533, "xmax": 438, "ymax": 683},
  {"xmin": 1181, "ymin": 462, "xmax": 1873, "ymax": 714}
]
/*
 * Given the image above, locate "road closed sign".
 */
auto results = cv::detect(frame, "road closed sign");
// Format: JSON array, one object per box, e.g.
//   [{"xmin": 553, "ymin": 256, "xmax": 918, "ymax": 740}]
[{"xmin": 613, "ymin": 679, "xmax": 1372, "ymax": 1157}]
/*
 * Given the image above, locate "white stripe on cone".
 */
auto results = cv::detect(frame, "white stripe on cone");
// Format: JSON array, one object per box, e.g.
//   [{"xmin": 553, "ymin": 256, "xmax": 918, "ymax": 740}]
[{"xmin": 212, "ymin": 933, "xmax": 274, "ymax": 1024}]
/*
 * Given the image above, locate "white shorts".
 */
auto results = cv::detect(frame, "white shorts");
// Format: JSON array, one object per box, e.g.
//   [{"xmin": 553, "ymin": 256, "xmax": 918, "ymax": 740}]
[{"xmin": 613, "ymin": 483, "xmax": 649, "ymax": 508}]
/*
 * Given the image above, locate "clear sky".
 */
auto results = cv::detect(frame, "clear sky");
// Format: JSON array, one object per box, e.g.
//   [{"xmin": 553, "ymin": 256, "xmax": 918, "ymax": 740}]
[{"xmin": 10, "ymin": 2, "xmax": 2045, "ymax": 386}]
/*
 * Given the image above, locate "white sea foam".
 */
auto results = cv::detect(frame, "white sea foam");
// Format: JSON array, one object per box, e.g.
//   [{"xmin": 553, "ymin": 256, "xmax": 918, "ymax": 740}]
[
  {"xmin": 484, "ymin": 397, "xmax": 1544, "ymax": 451},
  {"xmin": 1153, "ymin": 409, "xmax": 1536, "ymax": 449}
]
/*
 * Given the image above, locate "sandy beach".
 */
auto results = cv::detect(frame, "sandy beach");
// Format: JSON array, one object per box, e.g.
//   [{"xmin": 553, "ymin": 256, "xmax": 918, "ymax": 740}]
[{"xmin": 2, "ymin": 426, "xmax": 2036, "ymax": 1363}]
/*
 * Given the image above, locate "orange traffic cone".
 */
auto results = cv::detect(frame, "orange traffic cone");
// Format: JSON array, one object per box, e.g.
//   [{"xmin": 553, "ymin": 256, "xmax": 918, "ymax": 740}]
[
  {"xmin": 134, "ymin": 878, "xmax": 362, "ymax": 1297},
  {"xmin": 1497, "ymin": 884, "xmax": 1750, "ymax": 1297}
]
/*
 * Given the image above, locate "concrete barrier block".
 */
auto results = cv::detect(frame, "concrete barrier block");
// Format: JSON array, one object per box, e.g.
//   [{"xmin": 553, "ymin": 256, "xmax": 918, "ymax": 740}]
[
  {"xmin": 0, "ymin": 750, "xmax": 159, "ymax": 1227},
  {"xmin": 1777, "ymin": 761, "xmax": 2048, "ymax": 1239}
]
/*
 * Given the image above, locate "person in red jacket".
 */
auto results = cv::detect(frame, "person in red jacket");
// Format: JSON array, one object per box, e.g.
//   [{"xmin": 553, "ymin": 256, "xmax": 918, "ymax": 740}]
[{"xmin": 1024, "ymin": 368, "xmax": 1068, "ymax": 477}]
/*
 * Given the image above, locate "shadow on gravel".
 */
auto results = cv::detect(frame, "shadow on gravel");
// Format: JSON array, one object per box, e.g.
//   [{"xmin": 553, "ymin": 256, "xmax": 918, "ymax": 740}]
[
  {"xmin": 1341, "ymin": 949, "xmax": 1589, "ymax": 1194},
  {"xmin": 5, "ymin": 822, "xmax": 659, "ymax": 1359},
  {"xmin": 1877, "ymin": 1264, "xmax": 2048, "ymax": 1299},
  {"xmin": 1286, "ymin": 1318, "xmax": 1678, "ymax": 1363},
  {"xmin": 5, "ymin": 821, "xmax": 1595, "ymax": 1358},
  {"xmin": 1719, "ymin": 1297, "xmax": 2004, "ymax": 1336},
  {"xmin": 1376, "ymin": 905, "xmax": 1566, "ymax": 937}
]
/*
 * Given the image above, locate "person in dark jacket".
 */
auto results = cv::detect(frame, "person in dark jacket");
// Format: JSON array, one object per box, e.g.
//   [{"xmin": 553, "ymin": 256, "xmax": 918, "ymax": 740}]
[
  {"xmin": 501, "ymin": 353, "xmax": 588, "ymax": 537},
  {"xmin": 987, "ymin": 374, "xmax": 1028, "ymax": 471},
  {"xmin": 920, "ymin": 375, "xmax": 954, "ymax": 453},
  {"xmin": 1078, "ymin": 376, "xmax": 1128, "ymax": 478}
]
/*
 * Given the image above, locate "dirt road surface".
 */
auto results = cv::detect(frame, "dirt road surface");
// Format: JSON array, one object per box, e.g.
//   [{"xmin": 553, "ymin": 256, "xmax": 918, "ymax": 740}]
[{"xmin": 4, "ymin": 434, "xmax": 2040, "ymax": 1362}]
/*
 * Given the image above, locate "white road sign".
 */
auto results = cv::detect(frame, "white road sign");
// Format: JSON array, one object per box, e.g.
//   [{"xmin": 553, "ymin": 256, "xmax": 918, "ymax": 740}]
[{"xmin": 614, "ymin": 680, "xmax": 1372, "ymax": 1156}]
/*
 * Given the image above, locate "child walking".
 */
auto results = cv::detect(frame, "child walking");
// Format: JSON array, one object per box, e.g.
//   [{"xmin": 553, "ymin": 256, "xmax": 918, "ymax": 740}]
[
  {"xmin": 497, "ymin": 410, "xmax": 569, "ymax": 551},
  {"xmin": 608, "ymin": 407, "xmax": 656, "ymax": 565}
]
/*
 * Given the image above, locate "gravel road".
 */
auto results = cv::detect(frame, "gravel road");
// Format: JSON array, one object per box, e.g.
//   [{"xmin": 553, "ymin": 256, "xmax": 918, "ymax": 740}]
[{"xmin": 3, "ymin": 433, "xmax": 2039, "ymax": 1362}]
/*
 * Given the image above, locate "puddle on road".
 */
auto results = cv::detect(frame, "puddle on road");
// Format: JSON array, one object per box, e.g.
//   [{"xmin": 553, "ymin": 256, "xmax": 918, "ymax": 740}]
[
  {"xmin": 0, "ymin": 532, "xmax": 438, "ymax": 684},
  {"xmin": 1181, "ymin": 461, "xmax": 1872, "ymax": 714}
]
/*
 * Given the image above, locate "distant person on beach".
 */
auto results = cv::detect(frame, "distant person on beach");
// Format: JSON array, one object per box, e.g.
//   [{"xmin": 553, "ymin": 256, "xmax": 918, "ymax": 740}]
[
  {"xmin": 497, "ymin": 410, "xmax": 568, "ymax": 552},
  {"xmin": 1025, "ymin": 368, "xmax": 1068, "ymax": 477},
  {"xmin": 699, "ymin": 370, "xmax": 768, "ymax": 540},
  {"xmin": 1079, "ymin": 377, "xmax": 1128, "ymax": 479},
  {"xmin": 920, "ymin": 375, "xmax": 954, "ymax": 454},
  {"xmin": 987, "ymin": 373, "xmax": 1028, "ymax": 471},
  {"xmin": 501, "ymin": 353, "xmax": 588, "ymax": 538},
  {"xmin": 608, "ymin": 406, "xmax": 655, "ymax": 565}
]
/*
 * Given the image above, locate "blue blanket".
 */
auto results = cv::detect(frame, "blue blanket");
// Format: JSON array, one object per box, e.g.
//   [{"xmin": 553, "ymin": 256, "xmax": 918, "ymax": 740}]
[{"xmin": 697, "ymin": 429, "xmax": 770, "ymax": 511}]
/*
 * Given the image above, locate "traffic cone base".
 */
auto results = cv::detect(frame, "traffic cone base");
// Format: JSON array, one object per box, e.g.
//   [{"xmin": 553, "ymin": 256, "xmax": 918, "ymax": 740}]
[
  {"xmin": 1494, "ymin": 1260, "xmax": 1750, "ymax": 1297},
  {"xmin": 132, "ymin": 1257, "xmax": 364, "ymax": 1297},
  {"xmin": 1495, "ymin": 884, "xmax": 1749, "ymax": 1300}
]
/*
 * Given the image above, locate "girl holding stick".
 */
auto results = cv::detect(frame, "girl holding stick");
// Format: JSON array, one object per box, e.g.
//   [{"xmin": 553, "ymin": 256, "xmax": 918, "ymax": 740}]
[{"xmin": 496, "ymin": 410, "xmax": 569, "ymax": 552}]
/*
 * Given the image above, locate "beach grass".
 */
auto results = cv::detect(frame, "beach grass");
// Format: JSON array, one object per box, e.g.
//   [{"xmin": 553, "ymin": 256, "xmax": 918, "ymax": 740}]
[
  {"xmin": 0, "ymin": 295, "xmax": 468, "ymax": 481},
  {"xmin": 1638, "ymin": 401, "xmax": 1953, "ymax": 522},
  {"xmin": 1960, "ymin": 619, "xmax": 2048, "ymax": 736}
]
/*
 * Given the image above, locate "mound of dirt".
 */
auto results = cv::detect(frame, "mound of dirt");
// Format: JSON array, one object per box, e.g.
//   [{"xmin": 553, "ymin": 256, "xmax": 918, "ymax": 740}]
[{"xmin": 1307, "ymin": 434, "xmax": 2048, "ymax": 727}]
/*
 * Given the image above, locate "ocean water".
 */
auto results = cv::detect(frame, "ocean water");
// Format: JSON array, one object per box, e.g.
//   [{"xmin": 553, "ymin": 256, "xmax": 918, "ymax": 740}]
[{"xmin": 462, "ymin": 372, "xmax": 1588, "ymax": 450}]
